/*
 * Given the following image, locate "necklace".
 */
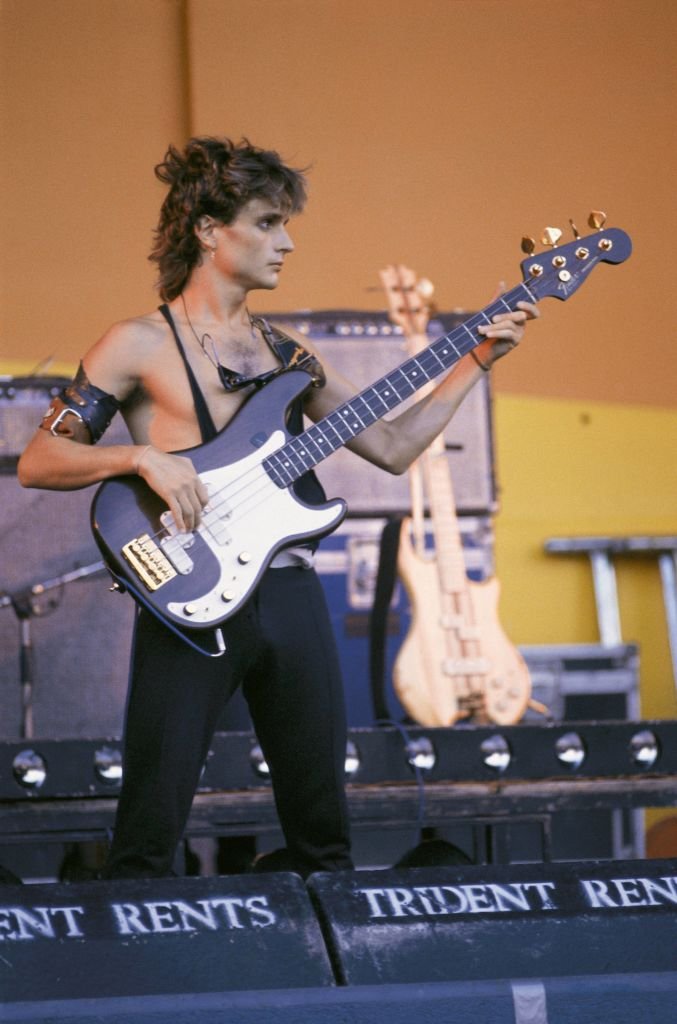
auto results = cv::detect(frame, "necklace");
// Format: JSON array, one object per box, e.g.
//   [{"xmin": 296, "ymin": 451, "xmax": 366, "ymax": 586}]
[
  {"xmin": 180, "ymin": 294, "xmax": 257, "ymax": 367},
  {"xmin": 178, "ymin": 294, "xmax": 281, "ymax": 394}
]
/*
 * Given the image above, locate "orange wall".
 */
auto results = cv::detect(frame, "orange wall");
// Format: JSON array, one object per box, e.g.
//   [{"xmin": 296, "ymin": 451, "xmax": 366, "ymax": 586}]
[
  {"xmin": 1, "ymin": 0, "xmax": 675, "ymax": 731},
  {"xmin": 2, "ymin": 0, "xmax": 676, "ymax": 409},
  {"xmin": 1, "ymin": 0, "xmax": 187, "ymax": 369}
]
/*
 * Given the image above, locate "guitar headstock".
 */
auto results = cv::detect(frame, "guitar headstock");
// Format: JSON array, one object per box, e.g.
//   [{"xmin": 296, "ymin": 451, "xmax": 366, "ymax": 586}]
[
  {"xmin": 380, "ymin": 264, "xmax": 433, "ymax": 337},
  {"xmin": 519, "ymin": 214, "xmax": 632, "ymax": 302}
]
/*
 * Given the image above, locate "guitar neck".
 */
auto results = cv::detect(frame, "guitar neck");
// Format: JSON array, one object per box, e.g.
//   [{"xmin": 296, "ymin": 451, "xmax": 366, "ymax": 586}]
[
  {"xmin": 422, "ymin": 440, "xmax": 468, "ymax": 594},
  {"xmin": 263, "ymin": 280, "xmax": 535, "ymax": 486},
  {"xmin": 401, "ymin": 325, "xmax": 468, "ymax": 593}
]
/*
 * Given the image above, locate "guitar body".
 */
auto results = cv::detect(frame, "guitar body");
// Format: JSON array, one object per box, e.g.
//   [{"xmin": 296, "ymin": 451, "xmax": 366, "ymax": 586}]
[
  {"xmin": 394, "ymin": 517, "xmax": 532, "ymax": 725},
  {"xmin": 91, "ymin": 372, "xmax": 346, "ymax": 634}
]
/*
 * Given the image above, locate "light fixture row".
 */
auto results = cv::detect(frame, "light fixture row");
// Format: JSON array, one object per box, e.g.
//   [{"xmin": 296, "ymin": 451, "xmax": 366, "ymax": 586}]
[{"xmin": 10, "ymin": 729, "xmax": 662, "ymax": 791}]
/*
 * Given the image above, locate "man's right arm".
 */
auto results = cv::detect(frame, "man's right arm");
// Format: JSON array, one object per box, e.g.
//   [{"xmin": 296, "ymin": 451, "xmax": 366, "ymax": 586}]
[
  {"xmin": 17, "ymin": 320, "xmax": 148, "ymax": 491},
  {"xmin": 17, "ymin": 318, "xmax": 209, "ymax": 532},
  {"xmin": 17, "ymin": 428, "xmax": 146, "ymax": 491}
]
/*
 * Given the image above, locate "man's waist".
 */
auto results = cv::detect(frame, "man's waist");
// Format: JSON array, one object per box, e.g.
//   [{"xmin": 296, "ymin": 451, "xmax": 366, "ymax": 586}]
[{"xmin": 269, "ymin": 545, "xmax": 315, "ymax": 569}]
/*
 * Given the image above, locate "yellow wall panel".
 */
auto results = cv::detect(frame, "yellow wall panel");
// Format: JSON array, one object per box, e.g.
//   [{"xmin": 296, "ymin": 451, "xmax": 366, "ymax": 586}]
[{"xmin": 493, "ymin": 392, "xmax": 677, "ymax": 720}]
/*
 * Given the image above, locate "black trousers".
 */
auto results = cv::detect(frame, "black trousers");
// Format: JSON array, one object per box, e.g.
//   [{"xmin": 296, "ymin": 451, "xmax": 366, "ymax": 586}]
[{"xmin": 103, "ymin": 566, "xmax": 353, "ymax": 879}]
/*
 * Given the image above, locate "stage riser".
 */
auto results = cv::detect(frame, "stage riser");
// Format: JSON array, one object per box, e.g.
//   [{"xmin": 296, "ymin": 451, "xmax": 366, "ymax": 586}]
[
  {"xmin": 1, "ymin": 860, "xmax": 675, "ymax": 1022},
  {"xmin": 309, "ymin": 860, "xmax": 677, "ymax": 985}
]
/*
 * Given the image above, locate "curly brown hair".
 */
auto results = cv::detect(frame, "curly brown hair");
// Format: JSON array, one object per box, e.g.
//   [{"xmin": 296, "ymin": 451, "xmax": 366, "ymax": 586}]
[{"xmin": 149, "ymin": 137, "xmax": 308, "ymax": 301}]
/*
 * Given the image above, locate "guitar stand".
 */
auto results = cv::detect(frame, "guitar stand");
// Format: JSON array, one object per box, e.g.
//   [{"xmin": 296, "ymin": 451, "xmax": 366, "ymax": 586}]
[
  {"xmin": 544, "ymin": 535, "xmax": 677, "ymax": 704},
  {"xmin": 0, "ymin": 561, "xmax": 106, "ymax": 739}
]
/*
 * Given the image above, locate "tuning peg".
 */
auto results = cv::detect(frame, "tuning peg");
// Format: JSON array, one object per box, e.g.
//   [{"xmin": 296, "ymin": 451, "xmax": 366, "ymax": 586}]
[
  {"xmin": 521, "ymin": 236, "xmax": 536, "ymax": 255},
  {"xmin": 416, "ymin": 278, "xmax": 435, "ymax": 301},
  {"xmin": 541, "ymin": 227, "xmax": 563, "ymax": 248},
  {"xmin": 569, "ymin": 219, "xmax": 581, "ymax": 240},
  {"xmin": 588, "ymin": 210, "xmax": 607, "ymax": 230}
]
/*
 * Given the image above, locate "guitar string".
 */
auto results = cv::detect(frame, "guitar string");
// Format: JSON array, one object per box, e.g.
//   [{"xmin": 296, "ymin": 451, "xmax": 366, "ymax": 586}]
[
  {"xmin": 137, "ymin": 328, "xmax": 517, "ymax": 575},
  {"xmin": 137, "ymin": 283, "xmax": 536, "ymax": 550}
]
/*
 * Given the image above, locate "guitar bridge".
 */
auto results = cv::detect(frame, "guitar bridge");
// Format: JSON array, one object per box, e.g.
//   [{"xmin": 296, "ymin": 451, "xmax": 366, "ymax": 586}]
[{"xmin": 122, "ymin": 533, "xmax": 178, "ymax": 591}]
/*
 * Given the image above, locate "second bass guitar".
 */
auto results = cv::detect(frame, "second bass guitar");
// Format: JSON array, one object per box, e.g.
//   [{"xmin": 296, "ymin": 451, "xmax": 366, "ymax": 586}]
[{"xmin": 380, "ymin": 264, "xmax": 532, "ymax": 725}]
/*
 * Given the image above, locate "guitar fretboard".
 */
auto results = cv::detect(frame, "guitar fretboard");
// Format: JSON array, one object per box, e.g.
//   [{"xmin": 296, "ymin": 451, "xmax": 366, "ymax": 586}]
[{"xmin": 263, "ymin": 281, "xmax": 535, "ymax": 487}]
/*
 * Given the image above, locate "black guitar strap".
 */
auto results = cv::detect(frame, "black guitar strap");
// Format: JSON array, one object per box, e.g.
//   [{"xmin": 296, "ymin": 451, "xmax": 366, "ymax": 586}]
[{"xmin": 368, "ymin": 516, "xmax": 404, "ymax": 722}]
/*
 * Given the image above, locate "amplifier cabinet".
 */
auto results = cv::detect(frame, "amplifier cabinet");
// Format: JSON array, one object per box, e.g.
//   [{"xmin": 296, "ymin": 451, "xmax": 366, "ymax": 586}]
[
  {"xmin": 0, "ymin": 382, "xmax": 134, "ymax": 740},
  {"xmin": 0, "ymin": 376, "xmax": 71, "ymax": 471},
  {"xmin": 263, "ymin": 310, "xmax": 497, "ymax": 516},
  {"xmin": 519, "ymin": 643, "xmax": 641, "ymax": 723}
]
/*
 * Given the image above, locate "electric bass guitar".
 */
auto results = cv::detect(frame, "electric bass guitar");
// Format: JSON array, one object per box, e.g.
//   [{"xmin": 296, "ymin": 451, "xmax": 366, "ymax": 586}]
[
  {"xmin": 91, "ymin": 217, "xmax": 631, "ymax": 653},
  {"xmin": 380, "ymin": 264, "xmax": 533, "ymax": 726}
]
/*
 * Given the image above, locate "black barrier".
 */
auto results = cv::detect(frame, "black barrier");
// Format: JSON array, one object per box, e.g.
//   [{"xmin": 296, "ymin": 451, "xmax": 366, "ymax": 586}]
[
  {"xmin": 307, "ymin": 858, "xmax": 677, "ymax": 986},
  {"xmin": 0, "ymin": 873, "xmax": 333, "ymax": 1005},
  {"xmin": 4, "ymin": 975, "xmax": 677, "ymax": 1024},
  {"xmin": 2, "ymin": 862, "xmax": 677, "ymax": 1023}
]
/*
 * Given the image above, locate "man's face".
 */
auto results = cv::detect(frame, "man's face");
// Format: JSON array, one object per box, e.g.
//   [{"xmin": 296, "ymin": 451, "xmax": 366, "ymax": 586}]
[{"xmin": 215, "ymin": 197, "xmax": 294, "ymax": 291}]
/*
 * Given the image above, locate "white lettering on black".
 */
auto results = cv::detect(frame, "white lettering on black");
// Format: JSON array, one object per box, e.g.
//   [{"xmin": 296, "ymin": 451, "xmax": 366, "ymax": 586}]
[
  {"xmin": 357, "ymin": 881, "xmax": 558, "ymax": 919},
  {"xmin": 581, "ymin": 875, "xmax": 677, "ymax": 909},
  {"xmin": 110, "ymin": 895, "xmax": 277, "ymax": 935},
  {"xmin": 0, "ymin": 905, "xmax": 85, "ymax": 941}
]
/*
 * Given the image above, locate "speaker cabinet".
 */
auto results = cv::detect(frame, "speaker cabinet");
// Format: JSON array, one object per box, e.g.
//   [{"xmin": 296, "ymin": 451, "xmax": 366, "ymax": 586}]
[
  {"xmin": 263, "ymin": 310, "xmax": 497, "ymax": 516},
  {"xmin": 0, "ymin": 386, "xmax": 135, "ymax": 740}
]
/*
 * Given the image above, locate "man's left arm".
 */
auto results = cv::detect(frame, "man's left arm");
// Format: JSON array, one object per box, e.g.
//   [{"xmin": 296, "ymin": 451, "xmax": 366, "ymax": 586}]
[{"xmin": 304, "ymin": 302, "xmax": 538, "ymax": 474}]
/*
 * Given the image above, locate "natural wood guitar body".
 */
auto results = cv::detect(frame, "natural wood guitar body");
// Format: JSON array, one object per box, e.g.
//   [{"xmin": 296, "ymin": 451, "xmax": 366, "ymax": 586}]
[{"xmin": 394, "ymin": 515, "xmax": 532, "ymax": 726}]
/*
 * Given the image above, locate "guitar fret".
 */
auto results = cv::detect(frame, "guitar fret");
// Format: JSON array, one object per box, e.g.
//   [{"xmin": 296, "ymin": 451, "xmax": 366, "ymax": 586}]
[
  {"xmin": 284, "ymin": 440, "xmax": 313, "ymax": 473},
  {"xmin": 340, "ymin": 402, "xmax": 368, "ymax": 432},
  {"xmin": 363, "ymin": 384, "xmax": 390, "ymax": 414},
  {"xmin": 328, "ymin": 411, "xmax": 356, "ymax": 441},
  {"xmin": 266, "ymin": 452, "xmax": 295, "ymax": 486},
  {"xmin": 300, "ymin": 433, "xmax": 326, "ymax": 462},
  {"xmin": 462, "ymin": 321, "xmax": 479, "ymax": 342},
  {"xmin": 312, "ymin": 418, "xmax": 343, "ymax": 450},
  {"xmin": 264, "ymin": 281, "xmax": 541, "ymax": 488}
]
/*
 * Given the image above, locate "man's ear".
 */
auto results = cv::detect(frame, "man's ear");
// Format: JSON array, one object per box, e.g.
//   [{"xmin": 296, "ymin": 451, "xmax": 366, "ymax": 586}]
[{"xmin": 195, "ymin": 215, "xmax": 217, "ymax": 250}]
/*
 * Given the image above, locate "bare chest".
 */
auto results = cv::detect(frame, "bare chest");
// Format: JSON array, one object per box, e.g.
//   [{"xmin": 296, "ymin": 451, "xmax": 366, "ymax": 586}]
[{"xmin": 124, "ymin": 334, "xmax": 281, "ymax": 449}]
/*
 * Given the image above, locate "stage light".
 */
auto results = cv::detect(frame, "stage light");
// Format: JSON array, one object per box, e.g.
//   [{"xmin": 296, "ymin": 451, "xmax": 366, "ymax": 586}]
[
  {"xmin": 12, "ymin": 749, "xmax": 47, "ymax": 789},
  {"xmin": 480, "ymin": 734, "xmax": 511, "ymax": 772},
  {"xmin": 250, "ymin": 743, "xmax": 271, "ymax": 779},
  {"xmin": 344, "ymin": 739, "xmax": 361, "ymax": 777},
  {"xmin": 629, "ymin": 729, "xmax": 659, "ymax": 768},
  {"xmin": 93, "ymin": 746, "xmax": 122, "ymax": 785},
  {"xmin": 555, "ymin": 731, "xmax": 586, "ymax": 769},
  {"xmin": 405, "ymin": 736, "xmax": 436, "ymax": 772}
]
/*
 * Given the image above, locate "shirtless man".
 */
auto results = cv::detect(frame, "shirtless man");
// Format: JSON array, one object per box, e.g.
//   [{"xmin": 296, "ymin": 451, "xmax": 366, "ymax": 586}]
[{"xmin": 18, "ymin": 137, "xmax": 538, "ymax": 878}]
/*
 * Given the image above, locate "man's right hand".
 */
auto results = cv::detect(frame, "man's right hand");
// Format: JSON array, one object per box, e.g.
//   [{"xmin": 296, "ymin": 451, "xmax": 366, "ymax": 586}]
[{"xmin": 135, "ymin": 446, "xmax": 209, "ymax": 532}]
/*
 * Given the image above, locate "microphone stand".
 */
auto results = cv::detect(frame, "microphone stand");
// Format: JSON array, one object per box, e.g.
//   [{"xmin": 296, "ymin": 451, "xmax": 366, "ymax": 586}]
[{"xmin": 0, "ymin": 561, "xmax": 106, "ymax": 739}]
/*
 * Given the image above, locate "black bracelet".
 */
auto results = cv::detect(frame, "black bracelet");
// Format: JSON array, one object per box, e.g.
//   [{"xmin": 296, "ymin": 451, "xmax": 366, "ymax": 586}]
[{"xmin": 470, "ymin": 349, "xmax": 491, "ymax": 372}]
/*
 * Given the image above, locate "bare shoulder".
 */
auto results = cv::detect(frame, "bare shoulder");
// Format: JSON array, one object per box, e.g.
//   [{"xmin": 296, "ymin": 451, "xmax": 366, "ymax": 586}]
[
  {"xmin": 91, "ymin": 308, "xmax": 167, "ymax": 359},
  {"xmin": 82, "ymin": 308, "xmax": 168, "ymax": 398},
  {"xmin": 266, "ymin": 317, "xmax": 363, "ymax": 418},
  {"xmin": 268, "ymin": 317, "xmax": 329, "ymax": 365}
]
